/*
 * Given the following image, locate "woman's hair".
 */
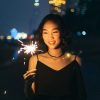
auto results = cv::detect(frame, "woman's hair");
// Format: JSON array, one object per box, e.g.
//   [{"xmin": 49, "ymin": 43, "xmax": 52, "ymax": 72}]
[{"xmin": 33, "ymin": 14, "xmax": 72, "ymax": 53}]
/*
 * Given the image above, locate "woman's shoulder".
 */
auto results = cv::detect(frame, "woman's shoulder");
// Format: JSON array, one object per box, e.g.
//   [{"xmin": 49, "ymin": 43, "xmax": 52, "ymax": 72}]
[
  {"xmin": 65, "ymin": 52, "xmax": 82, "ymax": 66},
  {"xmin": 29, "ymin": 54, "xmax": 38, "ymax": 61},
  {"xmin": 29, "ymin": 53, "xmax": 48, "ymax": 62}
]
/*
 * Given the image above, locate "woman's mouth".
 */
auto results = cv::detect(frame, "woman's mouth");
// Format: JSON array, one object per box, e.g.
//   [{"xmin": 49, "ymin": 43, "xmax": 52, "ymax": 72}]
[{"xmin": 48, "ymin": 41, "xmax": 56, "ymax": 45}]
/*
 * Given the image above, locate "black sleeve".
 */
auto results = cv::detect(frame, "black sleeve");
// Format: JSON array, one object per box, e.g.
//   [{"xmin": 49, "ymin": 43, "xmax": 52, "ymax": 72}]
[
  {"xmin": 24, "ymin": 75, "xmax": 35, "ymax": 100},
  {"xmin": 75, "ymin": 65, "xmax": 87, "ymax": 100}
]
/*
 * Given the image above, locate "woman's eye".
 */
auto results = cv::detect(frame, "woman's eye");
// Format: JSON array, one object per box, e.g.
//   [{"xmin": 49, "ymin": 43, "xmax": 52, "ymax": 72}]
[
  {"xmin": 43, "ymin": 32, "xmax": 48, "ymax": 34},
  {"xmin": 53, "ymin": 31, "xmax": 59, "ymax": 33}
]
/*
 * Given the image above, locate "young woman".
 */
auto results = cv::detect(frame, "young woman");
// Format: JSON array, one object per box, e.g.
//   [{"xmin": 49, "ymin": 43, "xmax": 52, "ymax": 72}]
[{"xmin": 23, "ymin": 14, "xmax": 87, "ymax": 100}]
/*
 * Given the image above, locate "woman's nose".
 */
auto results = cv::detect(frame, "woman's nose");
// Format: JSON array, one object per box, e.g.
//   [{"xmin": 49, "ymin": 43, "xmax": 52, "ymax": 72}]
[{"xmin": 49, "ymin": 33, "xmax": 54, "ymax": 39}]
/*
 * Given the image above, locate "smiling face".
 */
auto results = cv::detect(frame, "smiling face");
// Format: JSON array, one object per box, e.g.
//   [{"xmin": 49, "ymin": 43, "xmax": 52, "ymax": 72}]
[{"xmin": 42, "ymin": 20, "xmax": 61, "ymax": 50}]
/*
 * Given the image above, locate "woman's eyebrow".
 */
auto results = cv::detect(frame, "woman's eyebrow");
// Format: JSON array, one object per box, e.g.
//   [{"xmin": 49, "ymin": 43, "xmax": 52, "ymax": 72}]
[
  {"xmin": 43, "ymin": 27, "xmax": 59, "ymax": 30},
  {"xmin": 53, "ymin": 28, "xmax": 59, "ymax": 30},
  {"xmin": 43, "ymin": 29, "xmax": 47, "ymax": 31}
]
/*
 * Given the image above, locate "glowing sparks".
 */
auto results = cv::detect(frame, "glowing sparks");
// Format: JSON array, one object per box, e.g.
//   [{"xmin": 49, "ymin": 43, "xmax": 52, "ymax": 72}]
[{"xmin": 18, "ymin": 39, "xmax": 42, "ymax": 55}]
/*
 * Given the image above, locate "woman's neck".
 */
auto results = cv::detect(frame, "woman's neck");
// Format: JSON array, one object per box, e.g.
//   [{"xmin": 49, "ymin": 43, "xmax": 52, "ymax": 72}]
[{"xmin": 48, "ymin": 48, "xmax": 63, "ymax": 58}]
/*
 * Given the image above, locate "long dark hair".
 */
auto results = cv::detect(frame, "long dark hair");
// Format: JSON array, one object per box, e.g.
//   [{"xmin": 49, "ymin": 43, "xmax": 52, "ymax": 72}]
[{"xmin": 33, "ymin": 14, "xmax": 72, "ymax": 53}]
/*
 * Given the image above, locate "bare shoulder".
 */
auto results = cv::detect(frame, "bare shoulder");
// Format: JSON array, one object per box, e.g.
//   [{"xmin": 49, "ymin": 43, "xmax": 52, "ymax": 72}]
[
  {"xmin": 65, "ymin": 52, "xmax": 82, "ymax": 66},
  {"xmin": 28, "ymin": 55, "xmax": 38, "ymax": 70},
  {"xmin": 72, "ymin": 54, "xmax": 82, "ymax": 66}
]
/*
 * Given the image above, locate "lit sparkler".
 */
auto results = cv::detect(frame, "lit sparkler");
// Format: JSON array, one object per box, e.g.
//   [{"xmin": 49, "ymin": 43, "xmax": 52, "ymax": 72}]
[{"xmin": 18, "ymin": 39, "xmax": 42, "ymax": 55}]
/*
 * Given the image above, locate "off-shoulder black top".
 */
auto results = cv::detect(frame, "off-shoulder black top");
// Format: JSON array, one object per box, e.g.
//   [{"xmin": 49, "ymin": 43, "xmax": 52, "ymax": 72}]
[{"xmin": 24, "ymin": 59, "xmax": 87, "ymax": 100}]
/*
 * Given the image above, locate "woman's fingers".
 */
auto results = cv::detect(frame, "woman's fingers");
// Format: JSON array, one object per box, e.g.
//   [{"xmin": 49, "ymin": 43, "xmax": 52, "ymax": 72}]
[
  {"xmin": 23, "ymin": 69, "xmax": 37, "ymax": 79},
  {"xmin": 25, "ymin": 69, "xmax": 36, "ymax": 75}
]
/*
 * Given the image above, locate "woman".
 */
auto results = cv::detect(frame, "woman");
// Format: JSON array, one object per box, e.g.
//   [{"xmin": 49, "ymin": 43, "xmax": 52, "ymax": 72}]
[{"xmin": 23, "ymin": 14, "xmax": 87, "ymax": 100}]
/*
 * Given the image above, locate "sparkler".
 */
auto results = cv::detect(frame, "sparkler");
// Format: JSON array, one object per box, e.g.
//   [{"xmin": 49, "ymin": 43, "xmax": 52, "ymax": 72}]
[{"xmin": 17, "ymin": 39, "xmax": 42, "ymax": 55}]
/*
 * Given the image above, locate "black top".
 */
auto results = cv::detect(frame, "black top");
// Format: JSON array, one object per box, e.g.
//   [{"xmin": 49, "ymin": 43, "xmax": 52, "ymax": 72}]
[{"xmin": 24, "ymin": 59, "xmax": 87, "ymax": 100}]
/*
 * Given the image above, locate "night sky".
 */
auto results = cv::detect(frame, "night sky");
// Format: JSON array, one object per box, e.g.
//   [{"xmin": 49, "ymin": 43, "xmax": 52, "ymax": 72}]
[{"xmin": 0, "ymin": 0, "xmax": 49, "ymax": 35}]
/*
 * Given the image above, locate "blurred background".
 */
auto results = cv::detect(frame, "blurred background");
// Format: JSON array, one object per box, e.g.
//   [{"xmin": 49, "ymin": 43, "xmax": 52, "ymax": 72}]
[{"xmin": 0, "ymin": 0, "xmax": 100, "ymax": 100}]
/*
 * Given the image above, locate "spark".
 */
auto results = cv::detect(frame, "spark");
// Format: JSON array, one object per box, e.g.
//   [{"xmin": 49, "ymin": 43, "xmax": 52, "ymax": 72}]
[{"xmin": 18, "ymin": 39, "xmax": 42, "ymax": 55}]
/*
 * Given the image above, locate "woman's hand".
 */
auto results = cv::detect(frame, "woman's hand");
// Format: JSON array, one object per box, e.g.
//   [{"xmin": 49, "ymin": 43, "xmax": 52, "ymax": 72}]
[{"xmin": 23, "ymin": 69, "xmax": 37, "ymax": 79}]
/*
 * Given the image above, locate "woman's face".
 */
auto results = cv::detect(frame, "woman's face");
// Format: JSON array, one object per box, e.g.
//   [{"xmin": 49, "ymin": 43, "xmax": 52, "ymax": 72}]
[{"xmin": 42, "ymin": 20, "xmax": 61, "ymax": 49}]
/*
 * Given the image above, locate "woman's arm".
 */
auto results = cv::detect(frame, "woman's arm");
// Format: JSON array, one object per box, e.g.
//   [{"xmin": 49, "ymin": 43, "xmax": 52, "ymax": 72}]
[
  {"xmin": 23, "ymin": 55, "xmax": 37, "ymax": 99},
  {"xmin": 75, "ymin": 55, "xmax": 82, "ymax": 66},
  {"xmin": 75, "ymin": 55, "xmax": 87, "ymax": 100}
]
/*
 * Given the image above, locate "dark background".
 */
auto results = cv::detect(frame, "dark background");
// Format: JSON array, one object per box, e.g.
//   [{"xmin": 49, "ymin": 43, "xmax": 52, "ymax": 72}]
[{"xmin": 0, "ymin": 0, "xmax": 100, "ymax": 100}]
